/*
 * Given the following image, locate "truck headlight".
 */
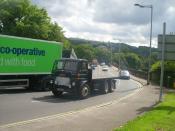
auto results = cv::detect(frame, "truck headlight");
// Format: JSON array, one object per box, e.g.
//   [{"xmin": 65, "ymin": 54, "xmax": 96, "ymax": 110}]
[
  {"xmin": 54, "ymin": 80, "xmax": 57, "ymax": 84},
  {"xmin": 72, "ymin": 82, "xmax": 75, "ymax": 86},
  {"xmin": 50, "ymin": 80, "xmax": 53, "ymax": 84}
]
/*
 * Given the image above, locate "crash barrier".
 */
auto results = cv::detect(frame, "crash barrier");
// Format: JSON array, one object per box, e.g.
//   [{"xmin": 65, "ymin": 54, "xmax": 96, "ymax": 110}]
[{"xmin": 128, "ymin": 69, "xmax": 147, "ymax": 80}]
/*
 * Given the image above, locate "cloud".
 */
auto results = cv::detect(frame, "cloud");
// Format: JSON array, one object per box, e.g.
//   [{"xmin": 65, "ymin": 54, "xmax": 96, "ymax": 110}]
[
  {"xmin": 93, "ymin": 0, "xmax": 149, "ymax": 25},
  {"xmin": 32, "ymin": 0, "xmax": 175, "ymax": 47},
  {"xmin": 93, "ymin": 0, "xmax": 175, "ymax": 25}
]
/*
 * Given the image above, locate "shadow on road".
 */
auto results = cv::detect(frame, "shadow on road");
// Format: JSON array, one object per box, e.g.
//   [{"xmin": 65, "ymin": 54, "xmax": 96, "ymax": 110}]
[
  {"xmin": 0, "ymin": 88, "xmax": 32, "ymax": 94},
  {"xmin": 0, "ymin": 88, "xmax": 49, "ymax": 94},
  {"xmin": 136, "ymin": 101, "xmax": 159, "ymax": 115},
  {"xmin": 32, "ymin": 91, "xmax": 111, "ymax": 103},
  {"xmin": 33, "ymin": 93, "xmax": 78, "ymax": 103}
]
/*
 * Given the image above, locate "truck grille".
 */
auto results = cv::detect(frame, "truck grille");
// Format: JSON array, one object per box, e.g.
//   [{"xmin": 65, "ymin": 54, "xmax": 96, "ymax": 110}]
[{"xmin": 55, "ymin": 77, "xmax": 70, "ymax": 87}]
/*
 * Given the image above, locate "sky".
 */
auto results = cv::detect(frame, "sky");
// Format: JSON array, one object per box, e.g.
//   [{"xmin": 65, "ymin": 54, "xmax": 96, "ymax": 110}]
[{"xmin": 32, "ymin": 0, "xmax": 175, "ymax": 48}]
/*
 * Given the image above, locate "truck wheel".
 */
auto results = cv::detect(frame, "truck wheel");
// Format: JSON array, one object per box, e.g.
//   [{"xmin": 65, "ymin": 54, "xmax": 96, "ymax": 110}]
[
  {"xmin": 78, "ymin": 84, "xmax": 90, "ymax": 99},
  {"xmin": 101, "ymin": 80, "xmax": 109, "ymax": 94},
  {"xmin": 52, "ymin": 90, "xmax": 63, "ymax": 97},
  {"xmin": 51, "ymin": 85, "xmax": 63, "ymax": 97},
  {"xmin": 109, "ymin": 80, "xmax": 116, "ymax": 93}
]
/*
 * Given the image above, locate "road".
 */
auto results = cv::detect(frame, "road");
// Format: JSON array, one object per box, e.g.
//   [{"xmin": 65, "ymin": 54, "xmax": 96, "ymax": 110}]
[
  {"xmin": 92, "ymin": 65, "xmax": 118, "ymax": 79},
  {"xmin": 0, "ymin": 66, "xmax": 141, "ymax": 126}
]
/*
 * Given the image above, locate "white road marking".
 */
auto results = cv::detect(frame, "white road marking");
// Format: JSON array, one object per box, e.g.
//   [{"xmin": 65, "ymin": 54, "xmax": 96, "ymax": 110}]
[{"xmin": 31, "ymin": 100, "xmax": 40, "ymax": 103}]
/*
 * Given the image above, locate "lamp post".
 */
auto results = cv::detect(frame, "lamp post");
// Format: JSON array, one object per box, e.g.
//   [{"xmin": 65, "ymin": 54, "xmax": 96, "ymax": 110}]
[
  {"xmin": 109, "ymin": 41, "xmax": 112, "ymax": 65},
  {"xmin": 134, "ymin": 3, "xmax": 153, "ymax": 85},
  {"xmin": 113, "ymin": 38, "xmax": 121, "ymax": 70},
  {"xmin": 111, "ymin": 42, "xmax": 112, "ymax": 65},
  {"xmin": 119, "ymin": 42, "xmax": 121, "ymax": 70}
]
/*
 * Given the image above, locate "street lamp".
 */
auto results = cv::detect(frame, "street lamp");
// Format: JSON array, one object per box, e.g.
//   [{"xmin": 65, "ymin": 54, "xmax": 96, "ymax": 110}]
[
  {"xmin": 118, "ymin": 42, "xmax": 121, "ymax": 70},
  {"xmin": 113, "ymin": 38, "xmax": 121, "ymax": 70},
  {"xmin": 134, "ymin": 3, "xmax": 153, "ymax": 85},
  {"xmin": 108, "ymin": 41, "xmax": 112, "ymax": 65}
]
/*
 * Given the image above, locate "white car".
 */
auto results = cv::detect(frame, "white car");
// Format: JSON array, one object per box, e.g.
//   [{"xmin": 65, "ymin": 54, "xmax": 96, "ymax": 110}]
[
  {"xmin": 100, "ymin": 62, "xmax": 106, "ymax": 66},
  {"xmin": 119, "ymin": 70, "xmax": 130, "ymax": 79},
  {"xmin": 102, "ymin": 65, "xmax": 109, "ymax": 71}
]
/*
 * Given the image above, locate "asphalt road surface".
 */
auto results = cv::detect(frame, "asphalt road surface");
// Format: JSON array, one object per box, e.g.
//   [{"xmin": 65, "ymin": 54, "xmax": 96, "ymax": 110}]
[
  {"xmin": 0, "ymin": 67, "xmax": 140, "ymax": 126},
  {"xmin": 92, "ymin": 65, "xmax": 118, "ymax": 79}
]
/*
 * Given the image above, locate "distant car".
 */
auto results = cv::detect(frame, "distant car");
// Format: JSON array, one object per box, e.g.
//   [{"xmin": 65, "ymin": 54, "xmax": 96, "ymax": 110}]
[
  {"xmin": 100, "ymin": 62, "xmax": 106, "ymax": 66},
  {"xmin": 119, "ymin": 70, "xmax": 130, "ymax": 79},
  {"xmin": 91, "ymin": 64, "xmax": 97, "ymax": 70},
  {"xmin": 102, "ymin": 65, "xmax": 109, "ymax": 71}
]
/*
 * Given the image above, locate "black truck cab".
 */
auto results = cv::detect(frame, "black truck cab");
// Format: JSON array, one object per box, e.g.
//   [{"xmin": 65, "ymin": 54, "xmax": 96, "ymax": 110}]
[{"xmin": 50, "ymin": 58, "xmax": 92, "ymax": 99}]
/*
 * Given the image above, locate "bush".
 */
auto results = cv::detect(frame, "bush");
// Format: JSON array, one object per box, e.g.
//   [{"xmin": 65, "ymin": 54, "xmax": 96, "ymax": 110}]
[
  {"xmin": 151, "ymin": 61, "xmax": 175, "ymax": 87},
  {"xmin": 151, "ymin": 61, "xmax": 175, "ymax": 72}
]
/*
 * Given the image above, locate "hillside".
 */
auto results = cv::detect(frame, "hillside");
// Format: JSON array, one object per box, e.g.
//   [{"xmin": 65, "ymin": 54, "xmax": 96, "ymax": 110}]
[{"xmin": 68, "ymin": 38, "xmax": 158, "ymax": 57}]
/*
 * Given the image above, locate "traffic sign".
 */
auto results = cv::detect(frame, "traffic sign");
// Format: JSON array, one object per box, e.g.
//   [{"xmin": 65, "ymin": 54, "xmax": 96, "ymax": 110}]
[{"xmin": 158, "ymin": 35, "xmax": 175, "ymax": 60}]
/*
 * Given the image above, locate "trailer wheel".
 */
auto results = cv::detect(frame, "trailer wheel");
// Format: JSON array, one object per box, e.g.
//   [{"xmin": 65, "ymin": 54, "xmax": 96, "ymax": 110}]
[
  {"xmin": 78, "ymin": 84, "xmax": 90, "ymax": 99},
  {"xmin": 109, "ymin": 80, "xmax": 116, "ymax": 93},
  {"xmin": 101, "ymin": 80, "xmax": 109, "ymax": 94}
]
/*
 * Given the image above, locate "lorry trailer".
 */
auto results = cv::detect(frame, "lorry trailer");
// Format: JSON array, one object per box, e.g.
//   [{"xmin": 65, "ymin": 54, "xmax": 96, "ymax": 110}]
[{"xmin": 0, "ymin": 35, "xmax": 62, "ymax": 90}]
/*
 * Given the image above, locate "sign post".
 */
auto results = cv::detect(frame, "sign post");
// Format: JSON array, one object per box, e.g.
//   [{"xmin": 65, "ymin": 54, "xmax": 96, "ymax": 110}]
[
  {"xmin": 158, "ymin": 23, "xmax": 175, "ymax": 102},
  {"xmin": 159, "ymin": 22, "xmax": 166, "ymax": 102}
]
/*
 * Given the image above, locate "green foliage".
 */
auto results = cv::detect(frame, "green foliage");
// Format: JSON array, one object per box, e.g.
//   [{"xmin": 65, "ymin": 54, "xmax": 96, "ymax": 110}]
[
  {"xmin": 112, "ymin": 53, "xmax": 128, "ymax": 68},
  {"xmin": 69, "ymin": 38, "xmax": 159, "ymax": 70},
  {"xmin": 74, "ymin": 44, "xmax": 111, "ymax": 63},
  {"xmin": 151, "ymin": 61, "xmax": 175, "ymax": 72},
  {"xmin": 125, "ymin": 53, "xmax": 142, "ymax": 69},
  {"xmin": 95, "ymin": 47, "xmax": 111, "ymax": 63},
  {"xmin": 112, "ymin": 52, "xmax": 142, "ymax": 70},
  {"xmin": 141, "ymin": 52, "xmax": 158, "ymax": 71},
  {"xmin": 151, "ymin": 61, "xmax": 175, "ymax": 87},
  {"xmin": 74, "ymin": 44, "xmax": 95, "ymax": 61},
  {"xmin": 0, "ymin": 0, "xmax": 70, "ymax": 49},
  {"xmin": 115, "ymin": 93, "xmax": 175, "ymax": 131},
  {"xmin": 48, "ymin": 22, "xmax": 70, "ymax": 49}
]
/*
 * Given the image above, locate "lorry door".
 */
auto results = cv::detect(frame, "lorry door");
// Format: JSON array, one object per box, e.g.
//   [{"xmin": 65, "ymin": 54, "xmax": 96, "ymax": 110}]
[{"xmin": 79, "ymin": 61, "xmax": 89, "ymax": 81}]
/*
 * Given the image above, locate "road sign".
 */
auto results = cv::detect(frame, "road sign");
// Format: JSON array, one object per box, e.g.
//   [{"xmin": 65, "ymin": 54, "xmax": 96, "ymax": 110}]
[{"xmin": 158, "ymin": 35, "xmax": 175, "ymax": 60}]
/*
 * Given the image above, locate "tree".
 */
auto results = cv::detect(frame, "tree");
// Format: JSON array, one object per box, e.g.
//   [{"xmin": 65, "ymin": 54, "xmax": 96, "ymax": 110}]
[
  {"xmin": 74, "ymin": 44, "xmax": 95, "ymax": 61},
  {"xmin": 48, "ymin": 22, "xmax": 70, "ymax": 49},
  {"xmin": 95, "ymin": 47, "xmax": 111, "ymax": 64},
  {"xmin": 112, "ymin": 53, "xmax": 128, "ymax": 69},
  {"xmin": 0, "ymin": 0, "xmax": 70, "ymax": 48},
  {"xmin": 125, "ymin": 53, "xmax": 142, "ymax": 69}
]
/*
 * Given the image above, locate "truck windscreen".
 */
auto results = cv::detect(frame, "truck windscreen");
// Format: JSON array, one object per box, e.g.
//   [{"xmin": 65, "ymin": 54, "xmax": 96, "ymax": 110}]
[{"xmin": 57, "ymin": 60, "xmax": 78, "ymax": 72}]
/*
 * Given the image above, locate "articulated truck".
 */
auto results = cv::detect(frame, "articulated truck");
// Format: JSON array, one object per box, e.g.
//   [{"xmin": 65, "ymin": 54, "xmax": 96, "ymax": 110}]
[{"xmin": 0, "ymin": 35, "xmax": 62, "ymax": 90}]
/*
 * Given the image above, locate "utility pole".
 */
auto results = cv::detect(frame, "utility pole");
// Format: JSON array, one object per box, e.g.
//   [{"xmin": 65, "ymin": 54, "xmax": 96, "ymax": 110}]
[
  {"xmin": 110, "ymin": 42, "xmax": 112, "ymax": 65},
  {"xmin": 119, "ymin": 43, "xmax": 121, "ymax": 70},
  {"xmin": 108, "ymin": 41, "xmax": 112, "ymax": 65},
  {"xmin": 134, "ymin": 3, "xmax": 153, "ymax": 85}
]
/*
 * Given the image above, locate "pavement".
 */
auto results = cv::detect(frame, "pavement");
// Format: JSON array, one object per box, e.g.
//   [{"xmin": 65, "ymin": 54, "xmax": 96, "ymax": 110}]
[
  {"xmin": 130, "ymin": 75, "xmax": 147, "ymax": 86},
  {"xmin": 0, "ymin": 76, "xmax": 161, "ymax": 131}
]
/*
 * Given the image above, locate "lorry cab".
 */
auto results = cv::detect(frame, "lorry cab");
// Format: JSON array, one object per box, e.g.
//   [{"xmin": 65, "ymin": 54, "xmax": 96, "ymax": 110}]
[{"xmin": 50, "ymin": 58, "xmax": 92, "ymax": 99}]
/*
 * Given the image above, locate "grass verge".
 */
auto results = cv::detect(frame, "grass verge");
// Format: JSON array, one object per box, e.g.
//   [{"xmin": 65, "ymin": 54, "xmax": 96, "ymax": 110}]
[{"xmin": 115, "ymin": 93, "xmax": 175, "ymax": 131}]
